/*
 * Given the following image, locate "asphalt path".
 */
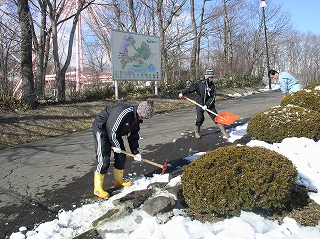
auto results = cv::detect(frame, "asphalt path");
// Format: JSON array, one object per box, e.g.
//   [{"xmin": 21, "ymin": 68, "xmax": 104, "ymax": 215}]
[{"xmin": 0, "ymin": 89, "xmax": 283, "ymax": 238}]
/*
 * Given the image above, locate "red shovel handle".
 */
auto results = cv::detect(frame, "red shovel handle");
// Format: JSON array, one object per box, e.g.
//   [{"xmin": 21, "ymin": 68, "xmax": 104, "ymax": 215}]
[{"xmin": 161, "ymin": 162, "xmax": 168, "ymax": 175}]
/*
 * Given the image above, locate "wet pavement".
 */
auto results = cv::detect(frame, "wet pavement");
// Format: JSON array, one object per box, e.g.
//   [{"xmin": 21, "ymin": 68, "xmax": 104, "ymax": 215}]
[{"xmin": 0, "ymin": 90, "xmax": 282, "ymax": 238}]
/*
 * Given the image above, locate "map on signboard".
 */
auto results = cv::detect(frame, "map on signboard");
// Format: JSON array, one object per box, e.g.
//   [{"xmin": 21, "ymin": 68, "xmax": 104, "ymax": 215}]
[{"xmin": 111, "ymin": 30, "xmax": 161, "ymax": 81}]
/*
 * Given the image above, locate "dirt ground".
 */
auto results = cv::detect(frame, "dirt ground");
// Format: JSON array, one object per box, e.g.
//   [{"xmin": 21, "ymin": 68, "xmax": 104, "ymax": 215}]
[
  {"xmin": 0, "ymin": 87, "xmax": 252, "ymax": 150},
  {"xmin": 0, "ymin": 97, "xmax": 194, "ymax": 150}
]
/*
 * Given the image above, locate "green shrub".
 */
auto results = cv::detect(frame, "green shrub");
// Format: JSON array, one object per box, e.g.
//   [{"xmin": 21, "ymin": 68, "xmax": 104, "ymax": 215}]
[
  {"xmin": 247, "ymin": 105, "xmax": 320, "ymax": 143},
  {"xmin": 158, "ymin": 80, "xmax": 188, "ymax": 97},
  {"xmin": 0, "ymin": 94, "xmax": 33, "ymax": 111},
  {"xmin": 303, "ymin": 81, "xmax": 320, "ymax": 91},
  {"xmin": 117, "ymin": 81, "xmax": 155, "ymax": 99},
  {"xmin": 214, "ymin": 74, "xmax": 264, "ymax": 88},
  {"xmin": 181, "ymin": 145, "xmax": 298, "ymax": 217},
  {"xmin": 281, "ymin": 89, "xmax": 320, "ymax": 113}
]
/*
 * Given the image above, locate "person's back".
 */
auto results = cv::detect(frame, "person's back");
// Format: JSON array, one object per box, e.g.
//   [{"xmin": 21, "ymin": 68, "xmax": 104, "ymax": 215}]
[
  {"xmin": 278, "ymin": 72, "xmax": 301, "ymax": 94},
  {"xmin": 92, "ymin": 100, "xmax": 154, "ymax": 199},
  {"xmin": 268, "ymin": 69, "xmax": 302, "ymax": 97}
]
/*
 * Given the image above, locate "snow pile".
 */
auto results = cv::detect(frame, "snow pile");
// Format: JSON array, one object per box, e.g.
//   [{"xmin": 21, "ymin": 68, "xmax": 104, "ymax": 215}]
[
  {"xmin": 9, "ymin": 85, "xmax": 320, "ymax": 239},
  {"xmin": 10, "ymin": 124, "xmax": 320, "ymax": 239}
]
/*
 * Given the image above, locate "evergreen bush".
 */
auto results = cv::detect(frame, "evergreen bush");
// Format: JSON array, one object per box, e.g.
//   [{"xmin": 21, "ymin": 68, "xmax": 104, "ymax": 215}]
[
  {"xmin": 303, "ymin": 81, "xmax": 320, "ymax": 91},
  {"xmin": 181, "ymin": 145, "xmax": 298, "ymax": 217},
  {"xmin": 68, "ymin": 83, "xmax": 115, "ymax": 102},
  {"xmin": 280, "ymin": 89, "xmax": 320, "ymax": 113},
  {"xmin": 214, "ymin": 74, "xmax": 264, "ymax": 88},
  {"xmin": 247, "ymin": 105, "xmax": 320, "ymax": 143}
]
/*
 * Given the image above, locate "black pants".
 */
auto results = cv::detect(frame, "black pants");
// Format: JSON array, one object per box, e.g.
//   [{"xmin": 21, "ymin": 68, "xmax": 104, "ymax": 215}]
[
  {"xmin": 92, "ymin": 128, "xmax": 126, "ymax": 174},
  {"xmin": 195, "ymin": 106, "xmax": 217, "ymax": 127}
]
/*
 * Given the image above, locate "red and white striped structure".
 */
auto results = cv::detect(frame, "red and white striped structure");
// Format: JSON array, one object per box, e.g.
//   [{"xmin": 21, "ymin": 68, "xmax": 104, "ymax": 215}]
[{"xmin": 9, "ymin": 0, "xmax": 113, "ymax": 99}]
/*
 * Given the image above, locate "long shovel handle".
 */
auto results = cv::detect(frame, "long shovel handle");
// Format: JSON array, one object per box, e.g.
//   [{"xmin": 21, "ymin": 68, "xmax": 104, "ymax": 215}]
[
  {"xmin": 183, "ymin": 96, "xmax": 219, "ymax": 117},
  {"xmin": 111, "ymin": 147, "xmax": 164, "ymax": 169}
]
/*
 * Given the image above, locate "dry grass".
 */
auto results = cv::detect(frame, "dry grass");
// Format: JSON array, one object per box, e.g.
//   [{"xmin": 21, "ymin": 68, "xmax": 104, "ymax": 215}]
[
  {"xmin": 0, "ymin": 97, "xmax": 193, "ymax": 150},
  {"xmin": 0, "ymin": 86, "xmax": 263, "ymax": 149}
]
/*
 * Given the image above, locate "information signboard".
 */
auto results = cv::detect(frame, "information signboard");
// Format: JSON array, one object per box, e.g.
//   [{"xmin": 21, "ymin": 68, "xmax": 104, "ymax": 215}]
[{"xmin": 111, "ymin": 30, "xmax": 161, "ymax": 81}]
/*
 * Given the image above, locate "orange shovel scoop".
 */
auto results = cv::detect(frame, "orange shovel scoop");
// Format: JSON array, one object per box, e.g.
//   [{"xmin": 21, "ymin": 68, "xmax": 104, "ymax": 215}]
[{"xmin": 182, "ymin": 96, "xmax": 239, "ymax": 126}]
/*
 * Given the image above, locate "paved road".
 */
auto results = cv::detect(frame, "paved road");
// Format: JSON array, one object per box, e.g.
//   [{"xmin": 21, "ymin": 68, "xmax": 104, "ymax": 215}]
[{"xmin": 0, "ymin": 89, "xmax": 283, "ymax": 238}]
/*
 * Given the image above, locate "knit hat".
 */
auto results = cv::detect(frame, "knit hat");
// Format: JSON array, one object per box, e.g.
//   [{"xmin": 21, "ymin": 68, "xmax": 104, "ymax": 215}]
[
  {"xmin": 204, "ymin": 69, "xmax": 214, "ymax": 79},
  {"xmin": 137, "ymin": 99, "xmax": 154, "ymax": 119}
]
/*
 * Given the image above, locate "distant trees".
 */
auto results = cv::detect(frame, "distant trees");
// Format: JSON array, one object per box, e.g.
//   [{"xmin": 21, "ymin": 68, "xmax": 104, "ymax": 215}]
[
  {"xmin": 0, "ymin": 0, "xmax": 319, "ymax": 107},
  {"xmin": 46, "ymin": 0, "xmax": 94, "ymax": 101},
  {"xmin": 0, "ymin": 6, "xmax": 20, "ymax": 100}
]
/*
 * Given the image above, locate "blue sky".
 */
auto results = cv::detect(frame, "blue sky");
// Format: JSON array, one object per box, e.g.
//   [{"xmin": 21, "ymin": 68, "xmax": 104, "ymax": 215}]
[
  {"xmin": 279, "ymin": 0, "xmax": 320, "ymax": 34},
  {"xmin": 199, "ymin": 0, "xmax": 319, "ymax": 35}
]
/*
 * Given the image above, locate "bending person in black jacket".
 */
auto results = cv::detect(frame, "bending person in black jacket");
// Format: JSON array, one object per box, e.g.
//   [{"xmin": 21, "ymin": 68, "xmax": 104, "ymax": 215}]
[
  {"xmin": 179, "ymin": 69, "xmax": 229, "ymax": 139},
  {"xmin": 92, "ymin": 99, "xmax": 154, "ymax": 198}
]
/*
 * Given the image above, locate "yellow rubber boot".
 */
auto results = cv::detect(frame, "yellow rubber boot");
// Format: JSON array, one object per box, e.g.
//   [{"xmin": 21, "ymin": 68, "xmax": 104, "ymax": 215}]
[
  {"xmin": 113, "ymin": 167, "xmax": 133, "ymax": 187},
  {"xmin": 94, "ymin": 172, "xmax": 109, "ymax": 199}
]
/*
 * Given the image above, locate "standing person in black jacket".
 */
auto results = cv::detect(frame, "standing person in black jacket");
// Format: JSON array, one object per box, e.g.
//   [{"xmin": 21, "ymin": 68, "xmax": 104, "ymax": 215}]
[
  {"xmin": 179, "ymin": 69, "xmax": 229, "ymax": 139},
  {"xmin": 92, "ymin": 99, "xmax": 154, "ymax": 199}
]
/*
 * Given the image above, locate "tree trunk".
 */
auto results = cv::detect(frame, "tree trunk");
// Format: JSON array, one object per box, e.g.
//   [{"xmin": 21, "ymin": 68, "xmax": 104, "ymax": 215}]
[
  {"xmin": 0, "ymin": 42, "xmax": 10, "ymax": 96},
  {"xmin": 222, "ymin": 0, "xmax": 233, "ymax": 75},
  {"xmin": 32, "ymin": 1, "xmax": 51, "ymax": 99},
  {"xmin": 128, "ymin": 0, "xmax": 137, "ymax": 32},
  {"xmin": 156, "ymin": 0, "xmax": 168, "ymax": 85},
  {"xmin": 189, "ymin": 0, "xmax": 197, "ymax": 80},
  {"xmin": 155, "ymin": 0, "xmax": 187, "ymax": 85},
  {"xmin": 46, "ymin": 0, "xmax": 88, "ymax": 101},
  {"xmin": 17, "ymin": 0, "xmax": 36, "ymax": 109}
]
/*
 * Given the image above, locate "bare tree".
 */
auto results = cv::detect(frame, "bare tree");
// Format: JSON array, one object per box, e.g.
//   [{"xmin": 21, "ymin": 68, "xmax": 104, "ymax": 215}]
[
  {"xmin": 221, "ymin": 0, "xmax": 232, "ymax": 74},
  {"xmin": 17, "ymin": 0, "xmax": 36, "ymax": 108},
  {"xmin": 305, "ymin": 34, "xmax": 320, "ymax": 83},
  {"xmin": 45, "ymin": 0, "xmax": 93, "ymax": 101},
  {"xmin": 2, "ymin": 0, "xmax": 320, "ymax": 101},
  {"xmin": 278, "ymin": 31, "xmax": 320, "ymax": 86},
  {"xmin": 0, "ymin": 39, "xmax": 11, "ymax": 98},
  {"xmin": 83, "ymin": 3, "xmax": 113, "ymax": 64},
  {"xmin": 257, "ymin": 4, "xmax": 293, "ymax": 80},
  {"xmin": 189, "ymin": 0, "xmax": 197, "ymax": 79},
  {"xmin": 83, "ymin": 39, "xmax": 110, "ymax": 74},
  {"xmin": 128, "ymin": 0, "xmax": 137, "ymax": 32},
  {"xmin": 0, "ymin": 11, "xmax": 20, "ymax": 99},
  {"xmin": 29, "ymin": 0, "xmax": 51, "ymax": 99},
  {"xmin": 155, "ymin": 0, "xmax": 187, "ymax": 84}
]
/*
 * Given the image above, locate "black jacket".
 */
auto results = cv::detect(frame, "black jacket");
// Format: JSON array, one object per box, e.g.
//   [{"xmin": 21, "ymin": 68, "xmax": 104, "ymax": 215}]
[
  {"xmin": 93, "ymin": 103, "xmax": 141, "ymax": 154},
  {"xmin": 182, "ymin": 79, "xmax": 216, "ymax": 108}
]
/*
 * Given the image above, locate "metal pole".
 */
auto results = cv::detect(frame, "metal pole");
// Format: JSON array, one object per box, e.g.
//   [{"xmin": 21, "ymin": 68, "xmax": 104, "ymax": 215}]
[
  {"xmin": 197, "ymin": 0, "xmax": 211, "ymax": 80},
  {"xmin": 196, "ymin": 1, "xmax": 205, "ymax": 79},
  {"xmin": 261, "ymin": 3, "xmax": 271, "ymax": 89},
  {"xmin": 155, "ymin": 81, "xmax": 158, "ymax": 96},
  {"xmin": 114, "ymin": 80, "xmax": 119, "ymax": 100}
]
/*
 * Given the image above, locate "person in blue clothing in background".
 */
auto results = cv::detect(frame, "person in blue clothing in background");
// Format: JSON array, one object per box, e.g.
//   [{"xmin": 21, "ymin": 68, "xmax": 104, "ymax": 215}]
[{"xmin": 268, "ymin": 70, "xmax": 302, "ymax": 99}]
